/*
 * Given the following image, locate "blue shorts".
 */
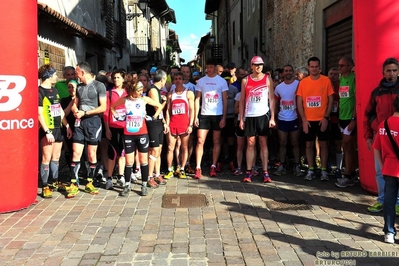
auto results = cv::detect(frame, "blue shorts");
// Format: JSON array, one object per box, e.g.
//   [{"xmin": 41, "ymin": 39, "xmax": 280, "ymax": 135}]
[{"xmin": 277, "ymin": 118, "xmax": 299, "ymax": 132}]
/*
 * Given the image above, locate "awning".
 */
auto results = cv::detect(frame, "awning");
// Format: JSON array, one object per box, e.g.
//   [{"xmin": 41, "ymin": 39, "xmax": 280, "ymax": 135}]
[
  {"xmin": 149, "ymin": 0, "xmax": 177, "ymax": 24},
  {"xmin": 38, "ymin": 2, "xmax": 113, "ymax": 48},
  {"xmin": 205, "ymin": 0, "xmax": 220, "ymax": 14},
  {"xmin": 38, "ymin": 2, "xmax": 88, "ymax": 37}
]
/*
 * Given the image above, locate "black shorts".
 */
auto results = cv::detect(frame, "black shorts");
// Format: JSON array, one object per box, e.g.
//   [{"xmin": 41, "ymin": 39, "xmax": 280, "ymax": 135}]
[
  {"xmin": 244, "ymin": 115, "xmax": 270, "ymax": 137},
  {"xmin": 124, "ymin": 134, "xmax": 149, "ymax": 154},
  {"xmin": 39, "ymin": 128, "xmax": 64, "ymax": 142},
  {"xmin": 108, "ymin": 127, "xmax": 125, "ymax": 159},
  {"xmin": 339, "ymin": 119, "xmax": 357, "ymax": 136},
  {"xmin": 304, "ymin": 120, "xmax": 330, "ymax": 142},
  {"xmin": 222, "ymin": 117, "xmax": 236, "ymax": 138},
  {"xmin": 146, "ymin": 119, "xmax": 164, "ymax": 147},
  {"xmin": 198, "ymin": 115, "xmax": 222, "ymax": 131},
  {"xmin": 330, "ymin": 122, "xmax": 342, "ymax": 141},
  {"xmin": 73, "ymin": 116, "xmax": 102, "ymax": 145}
]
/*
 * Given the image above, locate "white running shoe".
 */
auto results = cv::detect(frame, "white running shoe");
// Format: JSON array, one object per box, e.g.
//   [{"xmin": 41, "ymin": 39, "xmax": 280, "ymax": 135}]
[
  {"xmin": 105, "ymin": 179, "xmax": 113, "ymax": 190},
  {"xmin": 384, "ymin": 233, "xmax": 395, "ymax": 244},
  {"xmin": 116, "ymin": 176, "xmax": 125, "ymax": 187}
]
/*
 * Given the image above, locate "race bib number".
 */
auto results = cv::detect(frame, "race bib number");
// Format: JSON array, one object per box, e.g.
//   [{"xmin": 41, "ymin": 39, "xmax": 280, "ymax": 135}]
[
  {"xmin": 306, "ymin": 96, "xmax": 321, "ymax": 108},
  {"xmin": 332, "ymin": 101, "xmax": 338, "ymax": 113},
  {"xmin": 50, "ymin": 103, "xmax": 62, "ymax": 117},
  {"xmin": 172, "ymin": 103, "xmax": 185, "ymax": 115},
  {"xmin": 339, "ymin": 86, "xmax": 350, "ymax": 98},
  {"xmin": 205, "ymin": 92, "xmax": 219, "ymax": 104},
  {"xmin": 281, "ymin": 100, "xmax": 294, "ymax": 110},
  {"xmin": 250, "ymin": 95, "xmax": 262, "ymax": 103},
  {"xmin": 126, "ymin": 115, "xmax": 143, "ymax": 130}
]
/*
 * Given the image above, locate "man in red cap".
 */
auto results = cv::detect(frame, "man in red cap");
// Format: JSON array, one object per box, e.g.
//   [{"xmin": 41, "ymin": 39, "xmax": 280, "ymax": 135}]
[{"xmin": 239, "ymin": 56, "xmax": 276, "ymax": 183}]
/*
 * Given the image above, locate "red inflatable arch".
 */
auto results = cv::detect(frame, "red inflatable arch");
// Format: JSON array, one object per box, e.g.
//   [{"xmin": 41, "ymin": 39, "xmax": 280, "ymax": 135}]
[
  {"xmin": 0, "ymin": 1, "xmax": 38, "ymax": 213},
  {"xmin": 354, "ymin": 0, "xmax": 399, "ymax": 194}
]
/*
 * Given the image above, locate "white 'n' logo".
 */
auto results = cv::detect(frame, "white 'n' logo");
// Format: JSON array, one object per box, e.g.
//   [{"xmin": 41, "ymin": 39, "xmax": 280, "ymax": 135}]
[{"xmin": 0, "ymin": 75, "xmax": 26, "ymax": 112}]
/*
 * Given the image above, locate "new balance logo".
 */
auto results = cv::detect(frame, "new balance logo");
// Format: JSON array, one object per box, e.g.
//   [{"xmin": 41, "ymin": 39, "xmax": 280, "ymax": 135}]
[{"xmin": 0, "ymin": 75, "xmax": 26, "ymax": 112}]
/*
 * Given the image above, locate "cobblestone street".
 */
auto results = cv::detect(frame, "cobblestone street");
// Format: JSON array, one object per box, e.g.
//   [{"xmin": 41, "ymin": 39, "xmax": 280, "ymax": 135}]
[{"xmin": 1, "ymin": 170, "xmax": 399, "ymax": 266}]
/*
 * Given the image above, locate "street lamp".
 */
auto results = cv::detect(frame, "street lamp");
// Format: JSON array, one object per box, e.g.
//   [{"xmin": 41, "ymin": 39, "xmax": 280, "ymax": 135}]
[{"xmin": 126, "ymin": 0, "xmax": 148, "ymax": 21}]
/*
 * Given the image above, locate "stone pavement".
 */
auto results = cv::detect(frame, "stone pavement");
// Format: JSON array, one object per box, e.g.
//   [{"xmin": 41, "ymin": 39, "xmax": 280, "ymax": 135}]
[{"xmin": 1, "ymin": 169, "xmax": 399, "ymax": 266}]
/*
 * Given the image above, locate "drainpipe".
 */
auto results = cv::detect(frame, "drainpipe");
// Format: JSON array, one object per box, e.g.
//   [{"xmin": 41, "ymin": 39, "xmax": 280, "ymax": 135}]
[
  {"xmin": 240, "ymin": 0, "xmax": 244, "ymax": 66},
  {"xmin": 260, "ymin": 0, "xmax": 266, "ymax": 54},
  {"xmin": 225, "ymin": 0, "xmax": 230, "ymax": 63}
]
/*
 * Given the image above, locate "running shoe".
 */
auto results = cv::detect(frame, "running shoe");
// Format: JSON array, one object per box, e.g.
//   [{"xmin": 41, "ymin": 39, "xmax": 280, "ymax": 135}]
[
  {"xmin": 85, "ymin": 178, "xmax": 99, "ymax": 195},
  {"xmin": 304, "ymin": 170, "xmax": 315, "ymax": 181},
  {"xmin": 263, "ymin": 172, "xmax": 272, "ymax": 183},
  {"xmin": 97, "ymin": 168, "xmax": 106, "ymax": 182},
  {"xmin": 179, "ymin": 170, "xmax": 187, "ymax": 179},
  {"xmin": 194, "ymin": 168, "xmax": 202, "ymax": 179},
  {"xmin": 233, "ymin": 167, "xmax": 243, "ymax": 176},
  {"xmin": 274, "ymin": 165, "xmax": 286, "ymax": 176},
  {"xmin": 242, "ymin": 171, "xmax": 252, "ymax": 183},
  {"xmin": 294, "ymin": 165, "xmax": 303, "ymax": 177},
  {"xmin": 164, "ymin": 170, "xmax": 174, "ymax": 179},
  {"xmin": 185, "ymin": 164, "xmax": 196, "ymax": 175},
  {"xmin": 119, "ymin": 185, "xmax": 130, "ymax": 197},
  {"xmin": 67, "ymin": 183, "xmax": 80, "ymax": 198},
  {"xmin": 174, "ymin": 165, "xmax": 181, "ymax": 177},
  {"xmin": 320, "ymin": 170, "xmax": 329, "ymax": 181},
  {"xmin": 367, "ymin": 202, "xmax": 383, "ymax": 213},
  {"xmin": 105, "ymin": 178, "xmax": 113, "ymax": 190},
  {"xmin": 228, "ymin": 162, "xmax": 236, "ymax": 173},
  {"xmin": 385, "ymin": 233, "xmax": 395, "ymax": 244},
  {"xmin": 155, "ymin": 175, "xmax": 167, "ymax": 185},
  {"xmin": 147, "ymin": 178, "xmax": 159, "ymax": 188},
  {"xmin": 42, "ymin": 186, "xmax": 52, "ymax": 198},
  {"xmin": 210, "ymin": 166, "xmax": 217, "ymax": 177},
  {"xmin": 116, "ymin": 176, "xmax": 125, "ymax": 187},
  {"xmin": 335, "ymin": 177, "xmax": 354, "ymax": 188},
  {"xmin": 141, "ymin": 185, "xmax": 148, "ymax": 196}
]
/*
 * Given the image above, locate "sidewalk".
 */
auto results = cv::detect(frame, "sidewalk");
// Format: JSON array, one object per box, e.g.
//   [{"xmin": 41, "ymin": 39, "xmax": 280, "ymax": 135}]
[{"xmin": 1, "ymin": 169, "xmax": 399, "ymax": 266}]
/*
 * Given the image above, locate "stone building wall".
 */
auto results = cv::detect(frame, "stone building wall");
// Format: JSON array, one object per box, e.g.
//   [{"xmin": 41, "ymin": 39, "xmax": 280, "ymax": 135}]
[{"xmin": 268, "ymin": 0, "xmax": 317, "ymax": 70}]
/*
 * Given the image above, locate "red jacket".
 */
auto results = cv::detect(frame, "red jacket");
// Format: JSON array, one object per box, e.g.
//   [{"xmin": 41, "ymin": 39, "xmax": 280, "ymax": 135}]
[
  {"xmin": 103, "ymin": 88, "xmax": 128, "ymax": 129},
  {"xmin": 363, "ymin": 78, "xmax": 399, "ymax": 140}
]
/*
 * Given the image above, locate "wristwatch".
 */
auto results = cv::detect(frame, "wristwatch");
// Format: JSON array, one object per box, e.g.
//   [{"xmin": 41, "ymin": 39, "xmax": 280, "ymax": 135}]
[
  {"xmin": 45, "ymin": 130, "xmax": 52, "ymax": 134},
  {"xmin": 351, "ymin": 117, "xmax": 356, "ymax": 121}
]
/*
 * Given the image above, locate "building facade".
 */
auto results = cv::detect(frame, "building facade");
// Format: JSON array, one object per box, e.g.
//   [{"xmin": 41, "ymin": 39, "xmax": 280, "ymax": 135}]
[{"xmin": 201, "ymin": 0, "xmax": 353, "ymax": 73}]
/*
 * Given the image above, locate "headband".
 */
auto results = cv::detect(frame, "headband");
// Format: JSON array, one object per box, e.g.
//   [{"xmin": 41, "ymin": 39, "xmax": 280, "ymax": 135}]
[{"xmin": 42, "ymin": 68, "xmax": 56, "ymax": 80}]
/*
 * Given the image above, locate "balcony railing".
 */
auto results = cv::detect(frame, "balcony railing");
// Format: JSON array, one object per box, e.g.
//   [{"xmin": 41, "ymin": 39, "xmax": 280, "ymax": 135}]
[{"xmin": 130, "ymin": 37, "xmax": 149, "ymax": 57}]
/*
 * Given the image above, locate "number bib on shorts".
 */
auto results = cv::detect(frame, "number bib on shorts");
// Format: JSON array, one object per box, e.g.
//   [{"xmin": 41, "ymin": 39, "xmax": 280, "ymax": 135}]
[{"xmin": 306, "ymin": 96, "xmax": 321, "ymax": 108}]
